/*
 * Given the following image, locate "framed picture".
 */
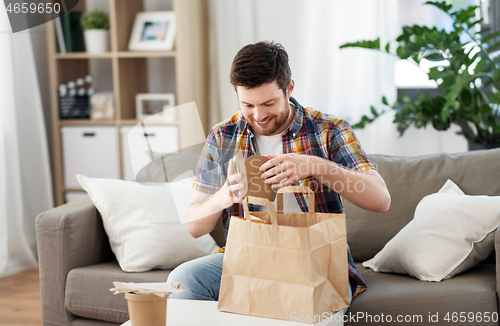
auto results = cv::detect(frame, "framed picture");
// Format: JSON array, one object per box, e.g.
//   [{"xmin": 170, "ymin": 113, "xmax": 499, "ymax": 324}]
[
  {"xmin": 135, "ymin": 93, "xmax": 176, "ymax": 122},
  {"xmin": 128, "ymin": 11, "xmax": 176, "ymax": 51}
]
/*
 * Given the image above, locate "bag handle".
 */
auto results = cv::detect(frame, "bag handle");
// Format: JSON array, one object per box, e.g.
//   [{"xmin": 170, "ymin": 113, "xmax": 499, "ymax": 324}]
[
  {"xmin": 242, "ymin": 196, "xmax": 278, "ymax": 225},
  {"xmin": 277, "ymin": 186, "xmax": 315, "ymax": 212}
]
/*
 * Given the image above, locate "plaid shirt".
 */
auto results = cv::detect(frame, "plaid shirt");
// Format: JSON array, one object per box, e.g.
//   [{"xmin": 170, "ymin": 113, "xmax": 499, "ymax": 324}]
[{"xmin": 193, "ymin": 97, "xmax": 374, "ymax": 298}]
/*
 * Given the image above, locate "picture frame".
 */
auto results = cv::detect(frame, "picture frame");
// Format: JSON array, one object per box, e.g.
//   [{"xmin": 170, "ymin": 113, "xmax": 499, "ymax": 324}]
[
  {"xmin": 135, "ymin": 93, "xmax": 176, "ymax": 122},
  {"xmin": 128, "ymin": 11, "xmax": 176, "ymax": 51}
]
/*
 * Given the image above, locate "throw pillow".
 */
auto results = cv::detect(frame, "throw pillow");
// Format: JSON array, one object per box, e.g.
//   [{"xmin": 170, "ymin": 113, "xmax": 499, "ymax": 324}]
[
  {"xmin": 77, "ymin": 174, "xmax": 220, "ymax": 272},
  {"xmin": 363, "ymin": 179, "xmax": 500, "ymax": 281}
]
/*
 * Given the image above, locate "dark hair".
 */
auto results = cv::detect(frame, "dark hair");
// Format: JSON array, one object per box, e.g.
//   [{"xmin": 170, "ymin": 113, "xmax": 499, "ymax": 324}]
[{"xmin": 230, "ymin": 41, "xmax": 292, "ymax": 95}]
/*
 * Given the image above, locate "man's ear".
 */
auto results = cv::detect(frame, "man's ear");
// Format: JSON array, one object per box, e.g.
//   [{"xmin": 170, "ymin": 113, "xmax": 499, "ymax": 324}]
[{"xmin": 286, "ymin": 80, "xmax": 295, "ymax": 98}]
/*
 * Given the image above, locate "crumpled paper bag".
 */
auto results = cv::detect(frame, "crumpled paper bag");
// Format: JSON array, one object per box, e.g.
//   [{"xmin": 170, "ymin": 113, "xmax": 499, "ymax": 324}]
[{"xmin": 110, "ymin": 281, "xmax": 185, "ymax": 298}]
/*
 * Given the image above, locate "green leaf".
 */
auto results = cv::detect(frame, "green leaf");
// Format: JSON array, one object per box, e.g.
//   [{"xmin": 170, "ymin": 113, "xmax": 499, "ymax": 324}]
[
  {"xmin": 425, "ymin": 52, "xmax": 445, "ymax": 61},
  {"xmin": 382, "ymin": 96, "xmax": 389, "ymax": 105},
  {"xmin": 488, "ymin": 40, "xmax": 500, "ymax": 52},
  {"xmin": 396, "ymin": 45, "xmax": 407, "ymax": 59},
  {"xmin": 403, "ymin": 26, "xmax": 414, "ymax": 35},
  {"xmin": 467, "ymin": 19, "xmax": 483, "ymax": 29},
  {"xmin": 481, "ymin": 31, "xmax": 500, "ymax": 43},
  {"xmin": 425, "ymin": 1, "xmax": 453, "ymax": 13},
  {"xmin": 396, "ymin": 34, "xmax": 408, "ymax": 42},
  {"xmin": 352, "ymin": 115, "xmax": 370, "ymax": 129},
  {"xmin": 485, "ymin": 92, "xmax": 500, "ymax": 104},
  {"xmin": 339, "ymin": 38, "xmax": 380, "ymax": 50},
  {"xmin": 81, "ymin": 10, "xmax": 110, "ymax": 30},
  {"xmin": 468, "ymin": 51, "xmax": 480, "ymax": 66},
  {"xmin": 413, "ymin": 25, "xmax": 423, "ymax": 35},
  {"xmin": 352, "ymin": 107, "xmax": 386, "ymax": 129},
  {"xmin": 385, "ymin": 42, "xmax": 390, "ymax": 53},
  {"xmin": 402, "ymin": 96, "xmax": 412, "ymax": 104},
  {"xmin": 475, "ymin": 56, "xmax": 488, "ymax": 72},
  {"xmin": 460, "ymin": 89, "xmax": 472, "ymax": 107}
]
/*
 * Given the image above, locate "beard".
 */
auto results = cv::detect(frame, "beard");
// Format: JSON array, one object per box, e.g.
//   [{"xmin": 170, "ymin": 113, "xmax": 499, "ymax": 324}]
[{"xmin": 244, "ymin": 101, "xmax": 291, "ymax": 136}]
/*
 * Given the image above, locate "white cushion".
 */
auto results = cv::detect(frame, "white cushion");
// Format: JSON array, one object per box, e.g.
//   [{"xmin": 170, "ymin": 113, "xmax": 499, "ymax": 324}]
[
  {"xmin": 77, "ymin": 174, "xmax": 220, "ymax": 272},
  {"xmin": 363, "ymin": 179, "xmax": 500, "ymax": 282}
]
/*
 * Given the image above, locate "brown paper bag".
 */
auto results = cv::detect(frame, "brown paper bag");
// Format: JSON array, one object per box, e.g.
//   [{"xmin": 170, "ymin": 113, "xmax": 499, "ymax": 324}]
[
  {"xmin": 233, "ymin": 154, "xmax": 276, "ymax": 202},
  {"xmin": 231, "ymin": 154, "xmax": 277, "ymax": 217},
  {"xmin": 218, "ymin": 186, "xmax": 349, "ymax": 323}
]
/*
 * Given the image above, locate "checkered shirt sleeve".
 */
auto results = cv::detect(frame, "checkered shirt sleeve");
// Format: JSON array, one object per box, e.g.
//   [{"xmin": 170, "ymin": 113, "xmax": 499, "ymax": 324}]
[
  {"xmin": 193, "ymin": 129, "xmax": 223, "ymax": 194},
  {"xmin": 329, "ymin": 119, "xmax": 375, "ymax": 173}
]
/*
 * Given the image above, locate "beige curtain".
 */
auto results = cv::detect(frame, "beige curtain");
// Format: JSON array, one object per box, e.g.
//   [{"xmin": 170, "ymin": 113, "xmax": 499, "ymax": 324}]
[{"xmin": 0, "ymin": 5, "xmax": 54, "ymax": 277}]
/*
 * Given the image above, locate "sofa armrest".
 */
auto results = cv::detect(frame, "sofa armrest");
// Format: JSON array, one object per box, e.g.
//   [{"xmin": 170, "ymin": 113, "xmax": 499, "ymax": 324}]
[
  {"xmin": 36, "ymin": 197, "xmax": 114, "ymax": 326},
  {"xmin": 495, "ymin": 227, "xmax": 500, "ymax": 313}
]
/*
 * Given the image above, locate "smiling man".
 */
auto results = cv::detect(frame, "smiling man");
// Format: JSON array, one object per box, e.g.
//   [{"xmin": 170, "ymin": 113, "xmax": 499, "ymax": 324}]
[{"xmin": 167, "ymin": 41, "xmax": 391, "ymax": 311}]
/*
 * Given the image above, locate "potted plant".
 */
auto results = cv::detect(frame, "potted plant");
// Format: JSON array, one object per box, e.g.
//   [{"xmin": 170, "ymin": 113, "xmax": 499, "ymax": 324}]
[
  {"xmin": 81, "ymin": 10, "xmax": 110, "ymax": 54},
  {"xmin": 340, "ymin": 1, "xmax": 500, "ymax": 150}
]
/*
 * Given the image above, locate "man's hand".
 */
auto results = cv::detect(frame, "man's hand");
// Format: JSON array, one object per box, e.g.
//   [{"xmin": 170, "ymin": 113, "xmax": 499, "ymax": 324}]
[
  {"xmin": 259, "ymin": 154, "xmax": 316, "ymax": 190},
  {"xmin": 258, "ymin": 154, "xmax": 391, "ymax": 212},
  {"xmin": 186, "ymin": 158, "xmax": 246, "ymax": 238},
  {"xmin": 215, "ymin": 158, "xmax": 246, "ymax": 208}
]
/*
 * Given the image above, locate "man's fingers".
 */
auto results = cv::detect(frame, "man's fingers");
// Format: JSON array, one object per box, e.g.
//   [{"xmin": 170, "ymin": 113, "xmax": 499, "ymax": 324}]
[
  {"xmin": 227, "ymin": 173, "xmax": 243, "ymax": 184},
  {"xmin": 265, "ymin": 169, "xmax": 291, "ymax": 185},
  {"xmin": 259, "ymin": 155, "xmax": 285, "ymax": 172},
  {"xmin": 272, "ymin": 177, "xmax": 294, "ymax": 189},
  {"xmin": 233, "ymin": 186, "xmax": 246, "ymax": 202},
  {"xmin": 228, "ymin": 158, "xmax": 235, "ymax": 175},
  {"xmin": 261, "ymin": 164, "xmax": 286, "ymax": 180},
  {"xmin": 229, "ymin": 183, "xmax": 245, "ymax": 195}
]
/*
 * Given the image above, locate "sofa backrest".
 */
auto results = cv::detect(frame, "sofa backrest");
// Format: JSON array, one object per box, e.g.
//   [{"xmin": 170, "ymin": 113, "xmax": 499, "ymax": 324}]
[
  {"xmin": 139, "ymin": 151, "xmax": 227, "ymax": 248},
  {"xmin": 345, "ymin": 148, "xmax": 500, "ymax": 262}
]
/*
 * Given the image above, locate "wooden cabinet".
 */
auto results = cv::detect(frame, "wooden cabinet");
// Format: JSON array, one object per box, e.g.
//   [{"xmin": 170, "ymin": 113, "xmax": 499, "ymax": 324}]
[{"xmin": 47, "ymin": 0, "xmax": 209, "ymax": 206}]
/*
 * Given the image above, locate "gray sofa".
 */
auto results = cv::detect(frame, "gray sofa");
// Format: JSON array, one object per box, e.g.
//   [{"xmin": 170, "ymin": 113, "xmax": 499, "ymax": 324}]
[{"xmin": 36, "ymin": 149, "xmax": 500, "ymax": 325}]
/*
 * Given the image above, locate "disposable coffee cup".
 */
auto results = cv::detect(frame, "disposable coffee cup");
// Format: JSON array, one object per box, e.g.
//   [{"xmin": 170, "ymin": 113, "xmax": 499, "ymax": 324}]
[{"xmin": 125, "ymin": 292, "xmax": 167, "ymax": 326}]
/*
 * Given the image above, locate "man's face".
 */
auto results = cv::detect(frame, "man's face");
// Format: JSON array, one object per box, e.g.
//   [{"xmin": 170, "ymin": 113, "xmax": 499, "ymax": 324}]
[{"xmin": 237, "ymin": 80, "xmax": 294, "ymax": 136}]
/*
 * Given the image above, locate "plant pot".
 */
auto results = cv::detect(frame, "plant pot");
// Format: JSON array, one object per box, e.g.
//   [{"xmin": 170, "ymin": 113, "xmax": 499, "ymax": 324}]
[
  {"xmin": 124, "ymin": 293, "xmax": 167, "ymax": 326},
  {"xmin": 468, "ymin": 141, "xmax": 500, "ymax": 151},
  {"xmin": 84, "ymin": 29, "xmax": 110, "ymax": 53}
]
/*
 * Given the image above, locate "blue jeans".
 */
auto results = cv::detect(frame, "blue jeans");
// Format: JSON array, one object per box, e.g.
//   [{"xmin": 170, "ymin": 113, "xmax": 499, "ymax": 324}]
[{"xmin": 167, "ymin": 253, "xmax": 353, "ymax": 315}]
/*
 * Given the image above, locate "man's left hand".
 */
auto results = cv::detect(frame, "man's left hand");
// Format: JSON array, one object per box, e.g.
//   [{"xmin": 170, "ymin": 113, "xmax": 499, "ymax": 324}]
[{"xmin": 259, "ymin": 154, "xmax": 316, "ymax": 189}]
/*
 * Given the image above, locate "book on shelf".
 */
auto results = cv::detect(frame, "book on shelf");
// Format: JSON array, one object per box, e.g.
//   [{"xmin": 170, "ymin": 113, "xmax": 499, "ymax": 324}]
[
  {"xmin": 54, "ymin": 16, "xmax": 66, "ymax": 53},
  {"xmin": 61, "ymin": 12, "xmax": 85, "ymax": 53}
]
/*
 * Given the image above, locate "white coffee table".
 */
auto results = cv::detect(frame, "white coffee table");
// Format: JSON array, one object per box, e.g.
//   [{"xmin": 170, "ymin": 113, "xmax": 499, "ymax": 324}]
[{"xmin": 121, "ymin": 299, "xmax": 344, "ymax": 326}]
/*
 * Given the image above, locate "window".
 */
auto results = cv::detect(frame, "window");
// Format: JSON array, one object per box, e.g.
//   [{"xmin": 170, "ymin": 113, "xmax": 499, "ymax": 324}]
[{"xmin": 395, "ymin": 0, "xmax": 477, "ymax": 89}]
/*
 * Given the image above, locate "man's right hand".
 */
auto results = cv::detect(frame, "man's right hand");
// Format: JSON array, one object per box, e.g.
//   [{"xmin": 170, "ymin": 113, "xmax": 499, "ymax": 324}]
[
  {"xmin": 186, "ymin": 158, "xmax": 246, "ymax": 238},
  {"xmin": 215, "ymin": 158, "xmax": 246, "ymax": 209}
]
